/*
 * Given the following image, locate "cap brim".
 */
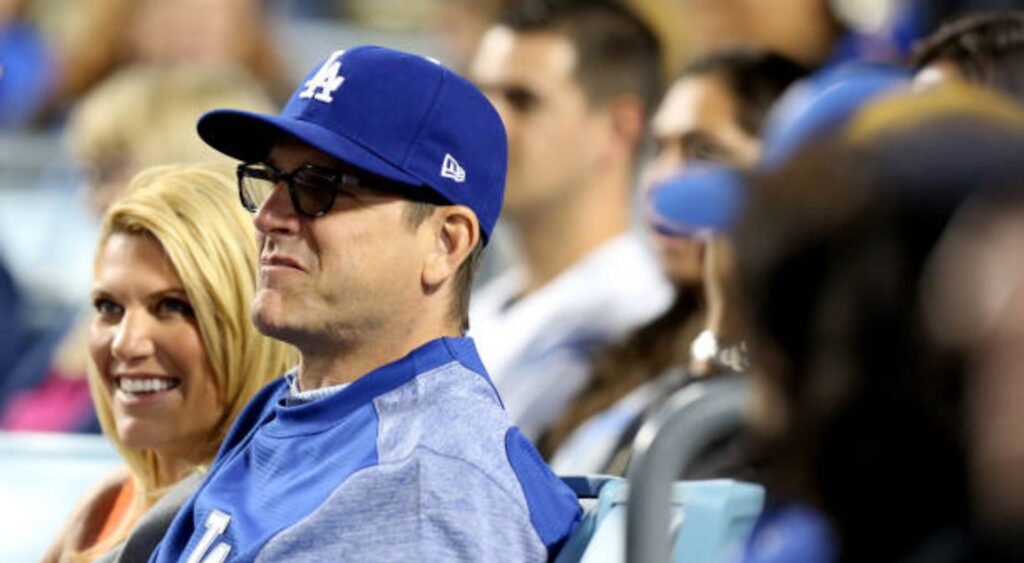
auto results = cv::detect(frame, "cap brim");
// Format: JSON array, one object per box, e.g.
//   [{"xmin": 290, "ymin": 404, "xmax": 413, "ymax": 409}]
[
  {"xmin": 760, "ymin": 65, "xmax": 908, "ymax": 169},
  {"xmin": 647, "ymin": 166, "xmax": 746, "ymax": 236},
  {"xmin": 197, "ymin": 109, "xmax": 426, "ymax": 190}
]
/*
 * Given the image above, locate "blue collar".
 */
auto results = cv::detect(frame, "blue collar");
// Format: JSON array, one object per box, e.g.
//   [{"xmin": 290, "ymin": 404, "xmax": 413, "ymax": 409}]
[{"xmin": 266, "ymin": 337, "xmax": 492, "ymax": 436}]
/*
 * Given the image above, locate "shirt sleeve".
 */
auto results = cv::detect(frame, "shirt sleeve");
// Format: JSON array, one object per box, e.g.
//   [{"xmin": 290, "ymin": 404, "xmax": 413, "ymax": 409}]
[{"xmin": 253, "ymin": 449, "xmax": 550, "ymax": 562}]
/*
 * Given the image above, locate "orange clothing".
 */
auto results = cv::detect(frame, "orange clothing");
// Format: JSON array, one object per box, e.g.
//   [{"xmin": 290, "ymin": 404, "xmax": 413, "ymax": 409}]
[{"xmin": 92, "ymin": 477, "xmax": 137, "ymax": 550}]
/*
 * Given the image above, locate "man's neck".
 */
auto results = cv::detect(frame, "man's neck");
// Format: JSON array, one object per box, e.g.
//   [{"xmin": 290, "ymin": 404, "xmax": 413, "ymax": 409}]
[
  {"xmin": 511, "ymin": 171, "xmax": 632, "ymax": 296},
  {"xmin": 295, "ymin": 318, "xmax": 459, "ymax": 391}
]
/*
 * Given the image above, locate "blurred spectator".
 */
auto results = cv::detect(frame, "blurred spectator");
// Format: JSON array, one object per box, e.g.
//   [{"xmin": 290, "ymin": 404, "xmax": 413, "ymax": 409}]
[
  {"xmin": 627, "ymin": 0, "xmax": 692, "ymax": 89},
  {"xmin": 677, "ymin": 0, "xmax": 843, "ymax": 68},
  {"xmin": 0, "ymin": 0, "xmax": 56, "ymax": 128},
  {"xmin": 343, "ymin": 0, "xmax": 443, "ymax": 30},
  {"xmin": 737, "ymin": 85, "xmax": 1024, "ymax": 562},
  {"xmin": 67, "ymin": 63, "xmax": 276, "ymax": 215},
  {"xmin": 467, "ymin": 0, "xmax": 672, "ymax": 441},
  {"xmin": 647, "ymin": 49, "xmax": 809, "ymax": 180},
  {"xmin": 0, "ymin": 259, "xmax": 26, "ymax": 377},
  {"xmin": 923, "ymin": 169, "xmax": 1024, "ymax": 558},
  {"xmin": 912, "ymin": 10, "xmax": 1024, "ymax": 99},
  {"xmin": 919, "ymin": 0, "xmax": 1024, "ymax": 35},
  {"xmin": 541, "ymin": 49, "xmax": 806, "ymax": 474},
  {"xmin": 680, "ymin": 0, "xmax": 940, "ymax": 69},
  {"xmin": 0, "ymin": 63, "xmax": 275, "ymax": 433},
  {"xmin": 42, "ymin": 165, "xmax": 295, "ymax": 562},
  {"xmin": 432, "ymin": 0, "xmax": 507, "ymax": 72},
  {"xmin": 43, "ymin": 0, "xmax": 286, "ymax": 119}
]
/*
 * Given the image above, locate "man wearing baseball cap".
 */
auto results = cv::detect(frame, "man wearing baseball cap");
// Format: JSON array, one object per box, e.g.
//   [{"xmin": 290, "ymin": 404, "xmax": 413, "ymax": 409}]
[{"xmin": 149, "ymin": 45, "xmax": 580, "ymax": 562}]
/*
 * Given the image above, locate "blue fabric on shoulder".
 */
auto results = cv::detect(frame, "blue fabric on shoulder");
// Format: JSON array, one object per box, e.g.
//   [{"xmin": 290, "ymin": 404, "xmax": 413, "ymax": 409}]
[{"xmin": 506, "ymin": 428, "xmax": 582, "ymax": 553}]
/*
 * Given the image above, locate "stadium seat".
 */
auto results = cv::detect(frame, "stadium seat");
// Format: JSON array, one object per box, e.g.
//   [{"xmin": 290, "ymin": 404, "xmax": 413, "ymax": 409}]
[
  {"xmin": 557, "ymin": 474, "xmax": 764, "ymax": 563},
  {"xmin": 628, "ymin": 375, "xmax": 759, "ymax": 563}
]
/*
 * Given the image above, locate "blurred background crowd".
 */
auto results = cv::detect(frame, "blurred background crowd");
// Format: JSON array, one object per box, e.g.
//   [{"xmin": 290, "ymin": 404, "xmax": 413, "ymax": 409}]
[{"xmin": 4, "ymin": 0, "xmax": 1024, "ymax": 561}]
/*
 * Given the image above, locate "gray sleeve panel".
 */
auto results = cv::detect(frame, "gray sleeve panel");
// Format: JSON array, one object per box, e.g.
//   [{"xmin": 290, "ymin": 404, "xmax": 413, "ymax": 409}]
[
  {"xmin": 373, "ymin": 361, "xmax": 530, "ymax": 503},
  {"xmin": 254, "ymin": 361, "xmax": 550, "ymax": 562},
  {"xmin": 253, "ymin": 452, "xmax": 548, "ymax": 562},
  {"xmin": 374, "ymin": 360, "xmax": 574, "ymax": 548}
]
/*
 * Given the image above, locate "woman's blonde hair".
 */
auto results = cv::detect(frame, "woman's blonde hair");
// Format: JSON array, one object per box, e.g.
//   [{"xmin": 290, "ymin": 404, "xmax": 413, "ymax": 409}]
[{"xmin": 85, "ymin": 164, "xmax": 296, "ymax": 556}]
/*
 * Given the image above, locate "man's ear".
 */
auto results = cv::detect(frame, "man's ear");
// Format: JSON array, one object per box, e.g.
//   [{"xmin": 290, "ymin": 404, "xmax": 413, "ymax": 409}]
[
  {"xmin": 593, "ymin": 94, "xmax": 646, "ymax": 167},
  {"xmin": 607, "ymin": 93, "xmax": 646, "ymax": 151},
  {"xmin": 422, "ymin": 205, "xmax": 479, "ymax": 292}
]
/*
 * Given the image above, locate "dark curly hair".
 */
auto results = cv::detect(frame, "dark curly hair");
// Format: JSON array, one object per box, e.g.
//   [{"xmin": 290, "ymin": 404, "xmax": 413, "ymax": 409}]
[{"xmin": 913, "ymin": 11, "xmax": 1024, "ymax": 99}]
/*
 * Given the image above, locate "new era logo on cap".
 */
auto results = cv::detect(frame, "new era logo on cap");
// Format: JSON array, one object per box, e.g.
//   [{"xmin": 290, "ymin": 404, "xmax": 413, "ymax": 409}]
[{"xmin": 441, "ymin": 153, "xmax": 466, "ymax": 183}]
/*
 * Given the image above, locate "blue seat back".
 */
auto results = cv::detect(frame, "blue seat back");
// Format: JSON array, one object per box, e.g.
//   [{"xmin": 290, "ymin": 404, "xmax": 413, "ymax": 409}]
[{"xmin": 557, "ymin": 475, "xmax": 764, "ymax": 563}]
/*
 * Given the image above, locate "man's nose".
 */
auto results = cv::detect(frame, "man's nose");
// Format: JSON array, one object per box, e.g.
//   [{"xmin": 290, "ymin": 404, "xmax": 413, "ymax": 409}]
[{"xmin": 253, "ymin": 182, "xmax": 301, "ymax": 235}]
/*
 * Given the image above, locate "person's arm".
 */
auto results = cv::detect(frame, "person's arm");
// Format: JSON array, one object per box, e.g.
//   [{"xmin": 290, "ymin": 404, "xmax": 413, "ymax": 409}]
[
  {"xmin": 255, "ymin": 451, "xmax": 551, "ymax": 562},
  {"xmin": 40, "ymin": 466, "xmax": 130, "ymax": 563}
]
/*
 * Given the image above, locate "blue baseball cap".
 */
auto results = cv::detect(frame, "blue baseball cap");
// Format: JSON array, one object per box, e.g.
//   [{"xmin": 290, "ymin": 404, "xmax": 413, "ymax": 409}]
[
  {"xmin": 647, "ymin": 165, "xmax": 746, "ymax": 237},
  {"xmin": 760, "ymin": 63, "xmax": 909, "ymax": 169},
  {"xmin": 197, "ymin": 45, "xmax": 507, "ymax": 243}
]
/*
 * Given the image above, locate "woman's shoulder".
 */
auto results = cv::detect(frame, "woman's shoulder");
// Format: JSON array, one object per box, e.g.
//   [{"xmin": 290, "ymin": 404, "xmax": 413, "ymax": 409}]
[{"xmin": 80, "ymin": 466, "xmax": 133, "ymax": 512}]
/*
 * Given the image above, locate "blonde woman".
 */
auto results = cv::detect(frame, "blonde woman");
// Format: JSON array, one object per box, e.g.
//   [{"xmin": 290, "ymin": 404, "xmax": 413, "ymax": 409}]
[
  {"xmin": 43, "ymin": 165, "xmax": 296, "ymax": 562},
  {"xmin": 0, "ymin": 63, "xmax": 275, "ymax": 433}
]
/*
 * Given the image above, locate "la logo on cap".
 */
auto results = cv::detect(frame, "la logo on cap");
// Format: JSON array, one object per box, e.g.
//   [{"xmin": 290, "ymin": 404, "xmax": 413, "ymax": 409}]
[{"xmin": 300, "ymin": 50, "xmax": 346, "ymax": 103}]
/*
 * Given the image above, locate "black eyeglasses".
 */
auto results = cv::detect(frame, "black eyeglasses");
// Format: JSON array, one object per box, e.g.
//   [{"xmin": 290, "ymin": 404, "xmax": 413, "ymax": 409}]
[{"xmin": 237, "ymin": 162, "xmax": 439, "ymax": 218}]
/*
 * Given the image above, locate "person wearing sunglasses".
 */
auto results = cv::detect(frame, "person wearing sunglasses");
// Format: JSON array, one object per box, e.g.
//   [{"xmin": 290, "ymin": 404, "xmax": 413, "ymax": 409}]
[{"xmin": 148, "ymin": 46, "xmax": 581, "ymax": 562}]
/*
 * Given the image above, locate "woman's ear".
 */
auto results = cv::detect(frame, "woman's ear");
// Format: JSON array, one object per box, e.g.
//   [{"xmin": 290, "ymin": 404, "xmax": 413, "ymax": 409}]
[{"xmin": 422, "ymin": 205, "xmax": 479, "ymax": 291}]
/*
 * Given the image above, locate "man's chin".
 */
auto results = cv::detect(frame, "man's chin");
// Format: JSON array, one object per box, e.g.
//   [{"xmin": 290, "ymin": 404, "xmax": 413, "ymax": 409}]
[
  {"xmin": 252, "ymin": 294, "xmax": 297, "ymax": 341},
  {"xmin": 253, "ymin": 315, "xmax": 310, "ymax": 349}
]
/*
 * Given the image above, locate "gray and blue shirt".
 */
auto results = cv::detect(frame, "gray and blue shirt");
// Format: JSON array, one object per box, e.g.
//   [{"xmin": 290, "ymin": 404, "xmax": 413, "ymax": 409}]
[{"xmin": 150, "ymin": 337, "xmax": 581, "ymax": 562}]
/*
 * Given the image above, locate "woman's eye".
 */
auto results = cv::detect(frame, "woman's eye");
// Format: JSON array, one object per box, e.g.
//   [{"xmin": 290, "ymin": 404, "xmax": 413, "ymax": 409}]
[
  {"xmin": 93, "ymin": 298, "xmax": 123, "ymax": 318},
  {"xmin": 504, "ymin": 87, "xmax": 539, "ymax": 113},
  {"xmin": 682, "ymin": 135, "xmax": 731, "ymax": 164},
  {"xmin": 687, "ymin": 141, "xmax": 723, "ymax": 162},
  {"xmin": 158, "ymin": 297, "xmax": 195, "ymax": 318}
]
